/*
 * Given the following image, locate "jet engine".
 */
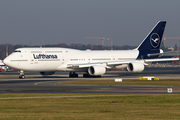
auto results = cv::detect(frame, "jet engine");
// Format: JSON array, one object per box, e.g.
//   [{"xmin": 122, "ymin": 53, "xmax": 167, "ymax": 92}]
[
  {"xmin": 127, "ymin": 62, "xmax": 144, "ymax": 72},
  {"xmin": 40, "ymin": 72, "xmax": 55, "ymax": 75},
  {"xmin": 88, "ymin": 66, "xmax": 106, "ymax": 76}
]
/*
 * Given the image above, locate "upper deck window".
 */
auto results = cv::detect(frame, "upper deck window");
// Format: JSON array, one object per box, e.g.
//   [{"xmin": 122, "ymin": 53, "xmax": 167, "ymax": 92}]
[
  {"xmin": 14, "ymin": 50, "xmax": 21, "ymax": 53},
  {"xmin": 31, "ymin": 51, "xmax": 42, "ymax": 53},
  {"xmin": 45, "ymin": 51, "xmax": 62, "ymax": 53}
]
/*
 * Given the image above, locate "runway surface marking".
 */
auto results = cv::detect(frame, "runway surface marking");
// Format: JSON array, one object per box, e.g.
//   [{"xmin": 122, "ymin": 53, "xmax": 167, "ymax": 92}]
[
  {"xmin": 34, "ymin": 81, "xmax": 54, "ymax": 85},
  {"xmin": 0, "ymin": 94, "xmax": 178, "ymax": 100}
]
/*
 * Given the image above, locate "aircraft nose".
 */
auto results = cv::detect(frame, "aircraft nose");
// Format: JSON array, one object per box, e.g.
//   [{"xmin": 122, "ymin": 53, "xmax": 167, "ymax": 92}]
[{"xmin": 3, "ymin": 57, "xmax": 10, "ymax": 66}]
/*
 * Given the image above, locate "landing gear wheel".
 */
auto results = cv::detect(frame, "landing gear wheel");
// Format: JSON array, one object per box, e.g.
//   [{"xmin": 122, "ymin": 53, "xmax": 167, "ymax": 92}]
[
  {"xmin": 19, "ymin": 75, "xmax": 25, "ymax": 79},
  {"xmin": 69, "ymin": 72, "xmax": 78, "ymax": 78},
  {"xmin": 83, "ymin": 73, "xmax": 89, "ymax": 78},
  {"xmin": 83, "ymin": 73, "xmax": 101, "ymax": 78},
  {"xmin": 19, "ymin": 70, "xmax": 25, "ymax": 79}
]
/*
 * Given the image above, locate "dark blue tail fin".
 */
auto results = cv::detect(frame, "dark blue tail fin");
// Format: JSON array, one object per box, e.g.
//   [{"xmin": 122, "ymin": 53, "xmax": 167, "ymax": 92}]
[{"xmin": 136, "ymin": 21, "xmax": 166, "ymax": 50}]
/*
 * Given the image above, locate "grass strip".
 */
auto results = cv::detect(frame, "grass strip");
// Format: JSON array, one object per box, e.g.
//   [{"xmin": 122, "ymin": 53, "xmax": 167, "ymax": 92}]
[{"xmin": 0, "ymin": 93, "xmax": 180, "ymax": 120}]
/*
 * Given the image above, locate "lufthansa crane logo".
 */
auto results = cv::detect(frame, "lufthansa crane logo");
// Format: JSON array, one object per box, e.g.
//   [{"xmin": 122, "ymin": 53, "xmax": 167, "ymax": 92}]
[{"xmin": 150, "ymin": 33, "xmax": 160, "ymax": 48}]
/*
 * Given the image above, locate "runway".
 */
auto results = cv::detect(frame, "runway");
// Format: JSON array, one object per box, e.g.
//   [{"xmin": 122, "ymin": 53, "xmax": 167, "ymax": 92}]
[{"xmin": 0, "ymin": 67, "xmax": 180, "ymax": 93}]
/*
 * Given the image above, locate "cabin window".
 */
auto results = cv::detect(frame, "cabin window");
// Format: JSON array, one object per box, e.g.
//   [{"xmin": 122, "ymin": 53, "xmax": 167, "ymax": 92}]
[
  {"xmin": 14, "ymin": 50, "xmax": 21, "ymax": 53},
  {"xmin": 70, "ymin": 59, "xmax": 78, "ymax": 61},
  {"xmin": 45, "ymin": 51, "xmax": 62, "ymax": 53},
  {"xmin": 92, "ymin": 58, "xmax": 111, "ymax": 60}
]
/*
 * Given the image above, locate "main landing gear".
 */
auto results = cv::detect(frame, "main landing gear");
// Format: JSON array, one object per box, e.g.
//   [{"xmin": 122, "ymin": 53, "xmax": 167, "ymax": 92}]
[
  {"xmin": 69, "ymin": 72, "xmax": 101, "ymax": 78},
  {"xmin": 83, "ymin": 73, "xmax": 101, "ymax": 78},
  {"xmin": 69, "ymin": 72, "xmax": 78, "ymax": 78},
  {"xmin": 19, "ymin": 70, "xmax": 25, "ymax": 79}
]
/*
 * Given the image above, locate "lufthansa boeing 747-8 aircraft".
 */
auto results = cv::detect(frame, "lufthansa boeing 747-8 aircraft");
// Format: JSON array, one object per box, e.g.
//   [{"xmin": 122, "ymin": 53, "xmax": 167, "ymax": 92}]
[{"xmin": 3, "ymin": 21, "xmax": 179, "ymax": 79}]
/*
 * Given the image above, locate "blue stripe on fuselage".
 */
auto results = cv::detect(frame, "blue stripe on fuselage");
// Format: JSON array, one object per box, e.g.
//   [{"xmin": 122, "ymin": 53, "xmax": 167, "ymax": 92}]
[{"xmin": 137, "ymin": 50, "xmax": 160, "ymax": 59}]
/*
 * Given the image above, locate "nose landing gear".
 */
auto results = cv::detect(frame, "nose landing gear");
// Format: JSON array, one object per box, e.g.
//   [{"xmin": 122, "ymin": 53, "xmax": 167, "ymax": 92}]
[{"xmin": 19, "ymin": 70, "xmax": 25, "ymax": 79}]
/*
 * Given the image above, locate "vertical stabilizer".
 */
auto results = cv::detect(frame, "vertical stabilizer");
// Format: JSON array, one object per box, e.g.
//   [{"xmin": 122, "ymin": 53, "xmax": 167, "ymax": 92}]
[{"xmin": 136, "ymin": 21, "xmax": 166, "ymax": 50}]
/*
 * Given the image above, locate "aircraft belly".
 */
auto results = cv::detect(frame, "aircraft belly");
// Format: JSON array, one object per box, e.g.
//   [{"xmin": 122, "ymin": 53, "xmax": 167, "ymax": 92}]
[
  {"xmin": 115, "ymin": 64, "xmax": 128, "ymax": 69},
  {"xmin": 17, "ymin": 61, "xmax": 60, "ymax": 71},
  {"xmin": 35, "ymin": 62, "xmax": 60, "ymax": 71},
  {"xmin": 56, "ymin": 65, "xmax": 87, "ymax": 72}
]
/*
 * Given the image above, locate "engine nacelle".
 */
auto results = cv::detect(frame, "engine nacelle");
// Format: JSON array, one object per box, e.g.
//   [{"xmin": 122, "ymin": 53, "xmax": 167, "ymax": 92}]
[
  {"xmin": 127, "ymin": 62, "xmax": 144, "ymax": 72},
  {"xmin": 40, "ymin": 72, "xmax": 55, "ymax": 75},
  {"xmin": 88, "ymin": 66, "xmax": 106, "ymax": 76}
]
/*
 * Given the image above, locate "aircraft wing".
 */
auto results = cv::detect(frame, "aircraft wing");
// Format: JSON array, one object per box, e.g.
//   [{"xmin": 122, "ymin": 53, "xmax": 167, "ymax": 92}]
[
  {"xmin": 67, "ymin": 58, "xmax": 179, "ymax": 68},
  {"xmin": 107, "ymin": 58, "xmax": 180, "ymax": 66},
  {"xmin": 67, "ymin": 60, "xmax": 134, "ymax": 68}
]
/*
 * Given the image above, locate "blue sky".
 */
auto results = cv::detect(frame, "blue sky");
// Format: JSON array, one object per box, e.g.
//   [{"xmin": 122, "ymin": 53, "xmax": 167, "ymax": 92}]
[{"xmin": 0, "ymin": 0, "xmax": 180, "ymax": 47}]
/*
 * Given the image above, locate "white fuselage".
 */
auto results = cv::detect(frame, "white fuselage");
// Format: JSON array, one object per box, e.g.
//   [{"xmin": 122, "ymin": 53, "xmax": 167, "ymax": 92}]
[{"xmin": 4, "ymin": 48, "xmax": 139, "ymax": 72}]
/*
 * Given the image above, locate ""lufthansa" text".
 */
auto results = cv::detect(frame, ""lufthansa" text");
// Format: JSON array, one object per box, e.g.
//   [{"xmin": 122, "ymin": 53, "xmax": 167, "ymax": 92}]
[{"xmin": 33, "ymin": 54, "xmax": 58, "ymax": 59}]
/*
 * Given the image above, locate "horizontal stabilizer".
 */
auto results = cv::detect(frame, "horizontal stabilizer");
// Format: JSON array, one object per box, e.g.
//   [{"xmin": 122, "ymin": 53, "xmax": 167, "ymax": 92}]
[
  {"xmin": 148, "ymin": 50, "xmax": 180, "ymax": 57},
  {"xmin": 144, "ymin": 58, "xmax": 179, "ymax": 62}
]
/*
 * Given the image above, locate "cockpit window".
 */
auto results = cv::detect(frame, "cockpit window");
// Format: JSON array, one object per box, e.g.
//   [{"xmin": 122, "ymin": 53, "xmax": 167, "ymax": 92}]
[{"xmin": 14, "ymin": 50, "xmax": 21, "ymax": 53}]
